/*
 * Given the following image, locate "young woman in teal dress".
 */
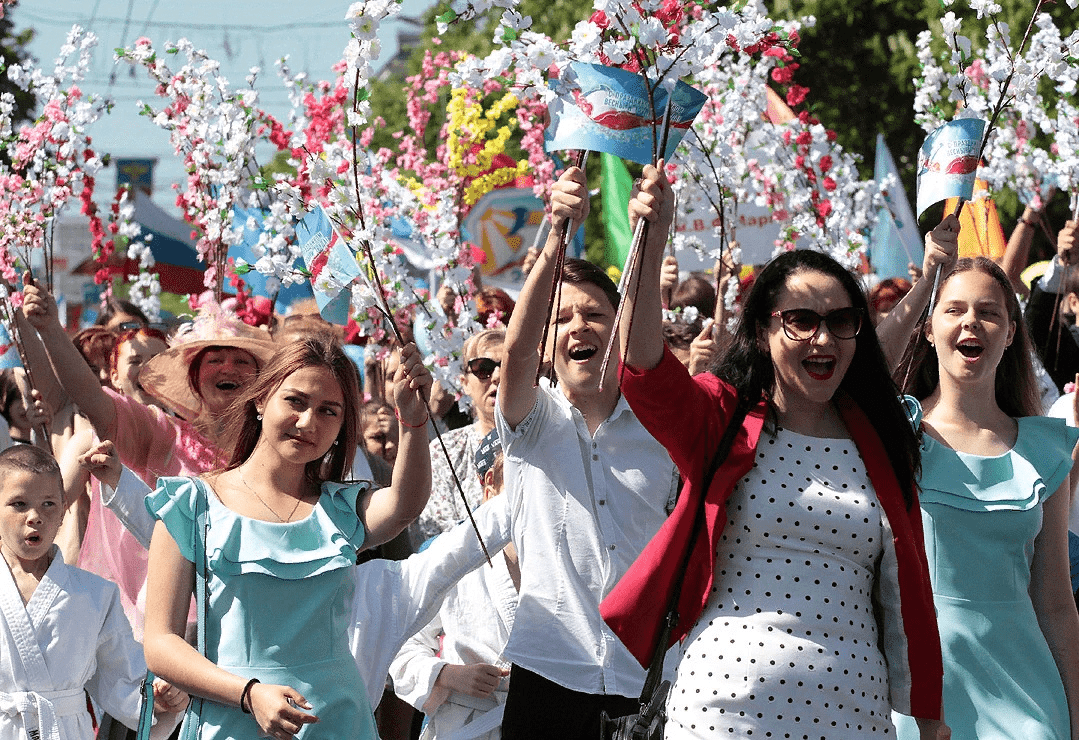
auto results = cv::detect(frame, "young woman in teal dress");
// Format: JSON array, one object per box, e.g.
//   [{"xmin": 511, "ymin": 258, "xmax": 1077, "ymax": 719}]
[
  {"xmin": 143, "ymin": 334, "xmax": 432, "ymax": 739},
  {"xmin": 885, "ymin": 243, "xmax": 1079, "ymax": 740}
]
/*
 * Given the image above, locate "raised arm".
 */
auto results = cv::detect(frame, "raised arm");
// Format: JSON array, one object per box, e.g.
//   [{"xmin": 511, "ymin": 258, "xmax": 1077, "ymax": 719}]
[
  {"xmin": 619, "ymin": 161, "xmax": 675, "ymax": 372},
  {"xmin": 499, "ymin": 166, "xmax": 590, "ymax": 429},
  {"xmin": 361, "ymin": 342, "xmax": 433, "ymax": 548},
  {"xmin": 999, "ymin": 203, "xmax": 1046, "ymax": 298},
  {"xmin": 21, "ymin": 276, "xmax": 117, "ymax": 437},
  {"xmin": 876, "ymin": 214, "xmax": 960, "ymax": 371},
  {"xmin": 12, "ymin": 309, "xmax": 67, "ymax": 415}
]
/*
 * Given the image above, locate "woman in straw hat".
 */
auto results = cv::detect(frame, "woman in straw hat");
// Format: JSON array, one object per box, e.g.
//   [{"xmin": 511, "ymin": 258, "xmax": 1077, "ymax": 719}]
[{"xmin": 23, "ymin": 282, "xmax": 276, "ymax": 488}]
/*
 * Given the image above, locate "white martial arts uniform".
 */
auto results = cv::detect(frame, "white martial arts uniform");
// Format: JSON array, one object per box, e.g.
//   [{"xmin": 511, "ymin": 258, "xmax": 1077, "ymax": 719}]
[
  {"xmin": 0, "ymin": 547, "xmax": 145, "ymax": 740},
  {"xmin": 389, "ymin": 547, "xmax": 517, "ymax": 740}
]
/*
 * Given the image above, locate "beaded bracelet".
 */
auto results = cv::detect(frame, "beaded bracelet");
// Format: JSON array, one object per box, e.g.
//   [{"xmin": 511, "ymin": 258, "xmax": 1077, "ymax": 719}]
[
  {"xmin": 240, "ymin": 678, "xmax": 260, "ymax": 714},
  {"xmin": 395, "ymin": 407, "xmax": 430, "ymax": 428}
]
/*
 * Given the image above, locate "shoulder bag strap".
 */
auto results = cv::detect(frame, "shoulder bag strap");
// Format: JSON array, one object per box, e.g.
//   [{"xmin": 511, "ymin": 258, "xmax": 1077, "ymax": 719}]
[
  {"xmin": 180, "ymin": 483, "xmax": 210, "ymax": 740},
  {"xmin": 137, "ymin": 484, "xmax": 211, "ymax": 740}
]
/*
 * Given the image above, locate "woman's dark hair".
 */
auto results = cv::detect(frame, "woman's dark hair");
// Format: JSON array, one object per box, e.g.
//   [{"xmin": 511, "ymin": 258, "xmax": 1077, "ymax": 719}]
[
  {"xmin": 73, "ymin": 327, "xmax": 118, "ymax": 367},
  {"xmin": 898, "ymin": 257, "xmax": 1041, "ymax": 418},
  {"xmin": 561, "ymin": 258, "xmax": 620, "ymax": 311},
  {"xmin": 95, "ymin": 298, "xmax": 149, "ymax": 328},
  {"xmin": 223, "ymin": 334, "xmax": 362, "ymax": 484},
  {"xmin": 670, "ymin": 275, "xmax": 716, "ymax": 317},
  {"xmin": 0, "ymin": 369, "xmax": 20, "ymax": 422},
  {"xmin": 712, "ymin": 250, "xmax": 921, "ymax": 507},
  {"xmin": 109, "ymin": 327, "xmax": 168, "ymax": 375}
]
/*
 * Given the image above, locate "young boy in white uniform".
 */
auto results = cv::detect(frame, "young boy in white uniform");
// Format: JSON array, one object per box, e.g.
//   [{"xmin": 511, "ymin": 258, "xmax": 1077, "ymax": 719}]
[{"xmin": 0, "ymin": 444, "xmax": 184, "ymax": 740}]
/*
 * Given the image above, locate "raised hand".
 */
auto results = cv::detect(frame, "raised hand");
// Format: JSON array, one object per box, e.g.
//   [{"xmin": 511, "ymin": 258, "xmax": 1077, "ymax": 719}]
[
  {"xmin": 20, "ymin": 272, "xmax": 60, "ymax": 331},
  {"xmin": 392, "ymin": 342, "xmax": 432, "ymax": 429},
  {"xmin": 1058, "ymin": 221, "xmax": 1078, "ymax": 267},
  {"xmin": 78, "ymin": 439, "xmax": 122, "ymax": 489},
  {"xmin": 549, "ymin": 166, "xmax": 589, "ymax": 236},
  {"xmin": 688, "ymin": 319, "xmax": 718, "ymax": 376},
  {"xmin": 923, "ymin": 213, "xmax": 960, "ymax": 282}
]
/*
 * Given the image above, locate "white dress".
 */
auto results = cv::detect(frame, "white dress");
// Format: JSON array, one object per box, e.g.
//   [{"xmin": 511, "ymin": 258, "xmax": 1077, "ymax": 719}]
[{"xmin": 666, "ymin": 428, "xmax": 894, "ymax": 739}]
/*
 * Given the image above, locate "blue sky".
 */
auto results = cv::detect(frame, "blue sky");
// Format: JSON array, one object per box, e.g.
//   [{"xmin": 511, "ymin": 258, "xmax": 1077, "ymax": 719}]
[{"xmin": 14, "ymin": 0, "xmax": 434, "ymax": 211}]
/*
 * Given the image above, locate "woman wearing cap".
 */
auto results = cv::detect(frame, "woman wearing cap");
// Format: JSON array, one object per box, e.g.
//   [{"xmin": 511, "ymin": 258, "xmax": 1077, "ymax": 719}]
[
  {"xmin": 408, "ymin": 328, "xmax": 504, "ymax": 550},
  {"xmin": 23, "ymin": 284, "xmax": 275, "ymax": 488}
]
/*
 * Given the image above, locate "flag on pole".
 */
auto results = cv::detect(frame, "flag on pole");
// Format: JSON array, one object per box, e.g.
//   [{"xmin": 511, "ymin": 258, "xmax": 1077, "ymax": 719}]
[
  {"xmin": 916, "ymin": 118, "xmax": 987, "ymax": 218},
  {"xmin": 600, "ymin": 153, "xmax": 633, "ymax": 272},
  {"xmin": 546, "ymin": 62, "xmax": 707, "ymax": 165},
  {"xmin": 870, "ymin": 134, "xmax": 923, "ymax": 279},
  {"xmin": 945, "ymin": 179, "xmax": 1007, "ymax": 260}
]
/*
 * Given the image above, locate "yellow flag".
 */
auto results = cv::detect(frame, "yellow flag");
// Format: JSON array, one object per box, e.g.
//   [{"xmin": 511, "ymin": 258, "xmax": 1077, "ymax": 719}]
[{"xmin": 944, "ymin": 179, "xmax": 1006, "ymax": 260}]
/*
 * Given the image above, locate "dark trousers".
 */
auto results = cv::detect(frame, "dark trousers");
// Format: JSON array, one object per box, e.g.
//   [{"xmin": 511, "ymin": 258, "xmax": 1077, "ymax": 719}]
[{"xmin": 500, "ymin": 664, "xmax": 639, "ymax": 740}]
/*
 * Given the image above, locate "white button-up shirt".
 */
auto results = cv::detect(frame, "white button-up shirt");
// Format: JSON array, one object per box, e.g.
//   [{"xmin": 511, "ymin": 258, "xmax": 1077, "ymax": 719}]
[{"xmin": 495, "ymin": 380, "xmax": 679, "ymax": 696}]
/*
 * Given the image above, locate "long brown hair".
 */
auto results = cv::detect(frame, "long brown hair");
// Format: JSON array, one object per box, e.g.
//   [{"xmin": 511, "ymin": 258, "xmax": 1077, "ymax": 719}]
[
  {"xmin": 223, "ymin": 335, "xmax": 362, "ymax": 483},
  {"xmin": 898, "ymin": 257, "xmax": 1041, "ymax": 418}
]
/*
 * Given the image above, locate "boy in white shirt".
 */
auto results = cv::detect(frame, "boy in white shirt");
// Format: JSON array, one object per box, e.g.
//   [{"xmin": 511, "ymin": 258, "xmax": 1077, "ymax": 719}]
[
  {"xmin": 495, "ymin": 166, "xmax": 678, "ymax": 740},
  {"xmin": 0, "ymin": 444, "xmax": 185, "ymax": 740}
]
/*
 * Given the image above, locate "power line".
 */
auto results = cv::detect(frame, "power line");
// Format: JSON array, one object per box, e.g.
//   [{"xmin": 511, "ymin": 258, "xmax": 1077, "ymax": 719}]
[
  {"xmin": 135, "ymin": 0, "xmax": 163, "ymax": 40},
  {"xmin": 17, "ymin": 8, "xmax": 362, "ymax": 33},
  {"xmin": 106, "ymin": 0, "xmax": 136, "ymax": 89}
]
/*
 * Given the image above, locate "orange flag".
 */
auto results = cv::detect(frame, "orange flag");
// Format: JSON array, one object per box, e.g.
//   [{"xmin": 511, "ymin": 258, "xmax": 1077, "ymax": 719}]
[{"xmin": 944, "ymin": 179, "xmax": 1007, "ymax": 260}]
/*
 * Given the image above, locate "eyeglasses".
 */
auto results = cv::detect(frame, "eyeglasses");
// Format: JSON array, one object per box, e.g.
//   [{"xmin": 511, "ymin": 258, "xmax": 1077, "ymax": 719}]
[
  {"xmin": 770, "ymin": 307, "xmax": 864, "ymax": 341},
  {"xmin": 117, "ymin": 321, "xmax": 169, "ymax": 332},
  {"xmin": 466, "ymin": 357, "xmax": 501, "ymax": 380}
]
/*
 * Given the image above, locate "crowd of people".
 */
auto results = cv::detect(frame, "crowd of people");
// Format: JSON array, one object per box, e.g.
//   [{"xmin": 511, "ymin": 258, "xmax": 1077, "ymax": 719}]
[{"xmin": 2, "ymin": 160, "xmax": 1079, "ymax": 740}]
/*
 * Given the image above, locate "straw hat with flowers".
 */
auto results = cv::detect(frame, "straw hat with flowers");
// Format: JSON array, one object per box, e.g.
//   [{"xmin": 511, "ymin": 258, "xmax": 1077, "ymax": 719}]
[{"xmin": 139, "ymin": 303, "xmax": 276, "ymax": 420}]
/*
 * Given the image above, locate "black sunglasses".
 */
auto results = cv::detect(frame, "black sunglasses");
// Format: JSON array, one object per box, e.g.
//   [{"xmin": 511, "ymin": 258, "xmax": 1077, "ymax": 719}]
[
  {"xmin": 770, "ymin": 307, "xmax": 864, "ymax": 341},
  {"xmin": 466, "ymin": 357, "xmax": 502, "ymax": 380}
]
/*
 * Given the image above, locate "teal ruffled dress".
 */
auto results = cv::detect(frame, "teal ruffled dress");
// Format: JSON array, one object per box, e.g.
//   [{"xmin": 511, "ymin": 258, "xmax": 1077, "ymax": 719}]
[
  {"xmin": 146, "ymin": 476, "xmax": 378, "ymax": 740},
  {"xmin": 894, "ymin": 401, "xmax": 1079, "ymax": 740}
]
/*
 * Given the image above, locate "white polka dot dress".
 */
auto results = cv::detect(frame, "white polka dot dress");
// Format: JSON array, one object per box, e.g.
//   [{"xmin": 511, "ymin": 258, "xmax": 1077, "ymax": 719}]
[{"xmin": 666, "ymin": 428, "xmax": 892, "ymax": 739}]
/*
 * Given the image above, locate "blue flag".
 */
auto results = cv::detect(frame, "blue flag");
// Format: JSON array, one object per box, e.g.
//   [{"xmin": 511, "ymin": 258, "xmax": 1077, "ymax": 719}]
[
  {"xmin": 870, "ymin": 134, "xmax": 923, "ymax": 279},
  {"xmin": 916, "ymin": 119, "xmax": 986, "ymax": 217}
]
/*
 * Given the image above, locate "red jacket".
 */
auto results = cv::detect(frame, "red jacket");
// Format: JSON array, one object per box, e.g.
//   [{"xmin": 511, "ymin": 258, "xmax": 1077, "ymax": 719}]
[{"xmin": 601, "ymin": 348, "xmax": 943, "ymax": 720}]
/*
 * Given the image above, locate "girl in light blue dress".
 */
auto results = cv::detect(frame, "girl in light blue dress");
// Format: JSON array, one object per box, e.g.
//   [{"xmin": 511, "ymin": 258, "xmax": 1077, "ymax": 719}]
[
  {"xmin": 889, "ymin": 254, "xmax": 1079, "ymax": 740},
  {"xmin": 143, "ymin": 334, "xmax": 433, "ymax": 739}
]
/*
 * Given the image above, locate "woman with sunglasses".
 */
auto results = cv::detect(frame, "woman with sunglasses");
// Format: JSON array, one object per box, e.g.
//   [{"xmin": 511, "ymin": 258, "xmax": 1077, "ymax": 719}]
[
  {"xmin": 409, "ymin": 329, "xmax": 505, "ymax": 549},
  {"xmin": 880, "ymin": 244, "xmax": 1079, "ymax": 740},
  {"xmin": 600, "ymin": 164, "xmax": 949, "ymax": 738}
]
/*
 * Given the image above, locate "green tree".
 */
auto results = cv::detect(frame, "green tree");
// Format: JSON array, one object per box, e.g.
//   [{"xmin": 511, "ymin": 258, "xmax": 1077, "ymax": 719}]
[
  {"xmin": 0, "ymin": 2, "xmax": 38, "ymax": 132},
  {"xmin": 370, "ymin": 0, "xmax": 1078, "ymax": 262},
  {"xmin": 774, "ymin": 0, "xmax": 1077, "ymax": 232}
]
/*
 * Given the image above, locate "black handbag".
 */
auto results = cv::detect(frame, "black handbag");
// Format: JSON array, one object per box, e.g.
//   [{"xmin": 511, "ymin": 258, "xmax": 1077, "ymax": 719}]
[{"xmin": 599, "ymin": 402, "xmax": 749, "ymax": 740}]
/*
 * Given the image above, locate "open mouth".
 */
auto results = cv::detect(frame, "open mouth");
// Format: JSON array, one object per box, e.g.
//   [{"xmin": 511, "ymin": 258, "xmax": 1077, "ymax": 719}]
[
  {"xmin": 25, "ymin": 534, "xmax": 41, "ymax": 545},
  {"xmin": 957, "ymin": 339, "xmax": 984, "ymax": 359},
  {"xmin": 802, "ymin": 356, "xmax": 836, "ymax": 380},
  {"xmin": 568, "ymin": 344, "xmax": 598, "ymax": 362},
  {"xmin": 216, "ymin": 380, "xmax": 240, "ymax": 391}
]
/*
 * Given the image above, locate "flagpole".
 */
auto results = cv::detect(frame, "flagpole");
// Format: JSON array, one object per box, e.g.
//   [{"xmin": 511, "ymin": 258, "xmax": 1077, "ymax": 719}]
[
  {"xmin": 536, "ymin": 149, "xmax": 589, "ymax": 387},
  {"xmin": 598, "ymin": 96, "xmax": 674, "ymax": 391}
]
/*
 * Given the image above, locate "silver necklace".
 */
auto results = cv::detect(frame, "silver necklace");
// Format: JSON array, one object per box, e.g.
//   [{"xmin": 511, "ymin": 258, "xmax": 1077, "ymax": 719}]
[{"xmin": 240, "ymin": 473, "xmax": 304, "ymax": 523}]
